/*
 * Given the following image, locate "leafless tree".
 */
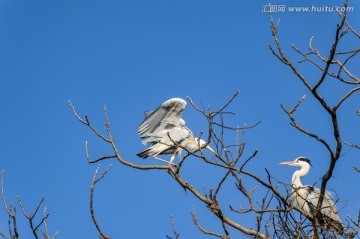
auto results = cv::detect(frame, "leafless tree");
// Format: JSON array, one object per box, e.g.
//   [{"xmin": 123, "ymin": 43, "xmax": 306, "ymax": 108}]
[
  {"xmin": 267, "ymin": 0, "xmax": 360, "ymax": 237},
  {"xmin": 69, "ymin": 0, "xmax": 359, "ymax": 238},
  {"xmin": 0, "ymin": 170, "xmax": 58, "ymax": 239}
]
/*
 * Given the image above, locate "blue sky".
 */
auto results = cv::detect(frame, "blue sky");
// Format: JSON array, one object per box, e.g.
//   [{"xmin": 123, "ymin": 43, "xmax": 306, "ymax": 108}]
[{"xmin": 0, "ymin": 0, "xmax": 359, "ymax": 238}]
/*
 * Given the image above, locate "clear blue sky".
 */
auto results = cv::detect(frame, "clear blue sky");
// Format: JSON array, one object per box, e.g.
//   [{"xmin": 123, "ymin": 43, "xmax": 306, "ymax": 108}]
[{"xmin": 0, "ymin": 0, "xmax": 359, "ymax": 238}]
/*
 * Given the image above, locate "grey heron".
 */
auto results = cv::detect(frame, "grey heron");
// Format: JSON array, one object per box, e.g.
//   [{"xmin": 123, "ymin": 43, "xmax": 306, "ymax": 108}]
[
  {"xmin": 280, "ymin": 157, "xmax": 344, "ymax": 234},
  {"xmin": 136, "ymin": 98, "xmax": 217, "ymax": 164}
]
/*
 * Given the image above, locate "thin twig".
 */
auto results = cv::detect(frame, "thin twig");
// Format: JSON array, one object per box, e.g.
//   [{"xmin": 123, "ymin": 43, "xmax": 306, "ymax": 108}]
[
  {"xmin": 168, "ymin": 215, "xmax": 180, "ymax": 239},
  {"xmin": 191, "ymin": 207, "xmax": 224, "ymax": 239},
  {"xmin": 90, "ymin": 164, "xmax": 112, "ymax": 239}
]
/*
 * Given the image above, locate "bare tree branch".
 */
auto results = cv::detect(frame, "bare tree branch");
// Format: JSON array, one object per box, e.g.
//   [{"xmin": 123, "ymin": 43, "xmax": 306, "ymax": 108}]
[
  {"xmin": 68, "ymin": 101, "xmax": 171, "ymax": 171},
  {"xmin": 90, "ymin": 164, "xmax": 112, "ymax": 239},
  {"xmin": 191, "ymin": 207, "xmax": 224, "ymax": 239},
  {"xmin": 280, "ymin": 100, "xmax": 333, "ymax": 155},
  {"xmin": 42, "ymin": 208, "xmax": 59, "ymax": 239},
  {"xmin": 166, "ymin": 215, "xmax": 180, "ymax": 239},
  {"xmin": 1, "ymin": 171, "xmax": 19, "ymax": 239},
  {"xmin": 1, "ymin": 171, "xmax": 57, "ymax": 239},
  {"xmin": 17, "ymin": 195, "xmax": 46, "ymax": 239},
  {"xmin": 85, "ymin": 141, "xmax": 117, "ymax": 163}
]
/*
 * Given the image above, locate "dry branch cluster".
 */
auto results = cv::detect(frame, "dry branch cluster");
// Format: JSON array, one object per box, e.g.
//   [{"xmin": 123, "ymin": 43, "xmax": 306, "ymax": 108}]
[
  {"xmin": 67, "ymin": 1, "xmax": 359, "ymax": 239},
  {"xmin": 0, "ymin": 171, "xmax": 58, "ymax": 239}
]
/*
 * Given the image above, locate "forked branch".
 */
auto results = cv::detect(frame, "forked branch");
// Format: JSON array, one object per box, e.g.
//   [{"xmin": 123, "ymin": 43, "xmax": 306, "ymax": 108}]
[
  {"xmin": 90, "ymin": 164, "xmax": 112, "ymax": 239},
  {"xmin": 1, "ymin": 171, "xmax": 58, "ymax": 239}
]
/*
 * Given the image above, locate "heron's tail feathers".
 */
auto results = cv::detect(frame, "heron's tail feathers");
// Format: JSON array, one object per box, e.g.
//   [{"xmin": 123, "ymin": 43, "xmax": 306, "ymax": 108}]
[
  {"xmin": 137, "ymin": 148, "xmax": 152, "ymax": 158},
  {"xmin": 320, "ymin": 215, "xmax": 344, "ymax": 235},
  {"xmin": 327, "ymin": 218, "xmax": 344, "ymax": 235},
  {"xmin": 137, "ymin": 143, "xmax": 169, "ymax": 159}
]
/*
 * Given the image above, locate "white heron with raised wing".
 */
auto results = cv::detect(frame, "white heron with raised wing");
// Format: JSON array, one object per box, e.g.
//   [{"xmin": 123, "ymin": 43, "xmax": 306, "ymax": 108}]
[{"xmin": 137, "ymin": 98, "xmax": 217, "ymax": 164}]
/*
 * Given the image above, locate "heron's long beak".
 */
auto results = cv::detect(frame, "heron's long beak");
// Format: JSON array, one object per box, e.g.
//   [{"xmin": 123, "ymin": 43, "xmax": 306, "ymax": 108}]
[{"xmin": 279, "ymin": 161, "xmax": 295, "ymax": 165}]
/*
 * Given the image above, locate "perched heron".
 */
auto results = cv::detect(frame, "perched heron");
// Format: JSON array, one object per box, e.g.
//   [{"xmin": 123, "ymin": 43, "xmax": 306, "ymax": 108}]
[
  {"xmin": 136, "ymin": 98, "xmax": 217, "ymax": 164},
  {"xmin": 280, "ymin": 157, "xmax": 344, "ymax": 234}
]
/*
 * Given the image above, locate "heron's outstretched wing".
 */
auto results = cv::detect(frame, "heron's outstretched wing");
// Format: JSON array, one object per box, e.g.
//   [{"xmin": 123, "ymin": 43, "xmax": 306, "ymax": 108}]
[{"xmin": 137, "ymin": 98, "xmax": 187, "ymax": 145}]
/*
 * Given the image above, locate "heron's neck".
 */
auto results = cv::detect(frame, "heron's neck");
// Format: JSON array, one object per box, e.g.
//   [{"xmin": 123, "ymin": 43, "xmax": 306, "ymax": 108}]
[{"xmin": 291, "ymin": 165, "xmax": 310, "ymax": 188}]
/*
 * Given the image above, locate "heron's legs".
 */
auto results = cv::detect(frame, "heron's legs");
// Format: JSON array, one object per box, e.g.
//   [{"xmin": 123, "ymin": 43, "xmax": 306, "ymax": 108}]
[
  {"xmin": 152, "ymin": 155, "xmax": 177, "ymax": 166},
  {"xmin": 153, "ymin": 155, "xmax": 169, "ymax": 163}
]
